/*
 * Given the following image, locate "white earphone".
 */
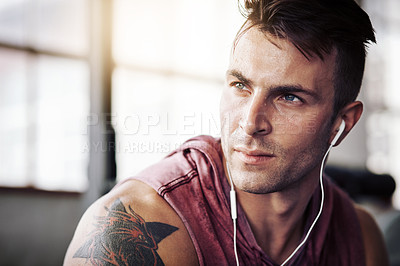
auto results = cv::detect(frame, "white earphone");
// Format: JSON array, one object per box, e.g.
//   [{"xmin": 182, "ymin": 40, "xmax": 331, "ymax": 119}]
[
  {"xmin": 330, "ymin": 120, "xmax": 346, "ymax": 146},
  {"xmin": 227, "ymin": 119, "xmax": 346, "ymax": 266}
]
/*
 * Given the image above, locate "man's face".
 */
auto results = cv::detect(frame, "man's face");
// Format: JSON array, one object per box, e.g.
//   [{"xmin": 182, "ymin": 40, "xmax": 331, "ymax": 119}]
[{"xmin": 220, "ymin": 27, "xmax": 337, "ymax": 194}]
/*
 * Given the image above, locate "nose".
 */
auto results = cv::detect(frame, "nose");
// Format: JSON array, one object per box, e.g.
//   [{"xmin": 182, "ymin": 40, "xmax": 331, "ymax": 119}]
[{"xmin": 239, "ymin": 92, "xmax": 272, "ymax": 136}]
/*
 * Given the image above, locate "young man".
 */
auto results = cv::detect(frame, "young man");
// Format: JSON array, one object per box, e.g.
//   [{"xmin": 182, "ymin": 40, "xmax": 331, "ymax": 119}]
[{"xmin": 65, "ymin": 0, "xmax": 388, "ymax": 265}]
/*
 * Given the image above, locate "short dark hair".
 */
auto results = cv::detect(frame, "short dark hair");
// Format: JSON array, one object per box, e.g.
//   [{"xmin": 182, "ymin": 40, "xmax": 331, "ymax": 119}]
[{"xmin": 237, "ymin": 0, "xmax": 376, "ymax": 116}]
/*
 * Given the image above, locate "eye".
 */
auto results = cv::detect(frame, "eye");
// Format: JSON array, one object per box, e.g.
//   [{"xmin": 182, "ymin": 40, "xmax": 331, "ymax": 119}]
[
  {"xmin": 234, "ymin": 82, "xmax": 246, "ymax": 90},
  {"xmin": 282, "ymin": 94, "xmax": 301, "ymax": 102}
]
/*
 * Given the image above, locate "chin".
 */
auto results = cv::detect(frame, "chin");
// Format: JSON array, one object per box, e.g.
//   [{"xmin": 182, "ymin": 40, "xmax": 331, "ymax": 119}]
[
  {"xmin": 240, "ymin": 183, "xmax": 286, "ymax": 194},
  {"xmin": 233, "ymin": 172, "xmax": 290, "ymax": 194}
]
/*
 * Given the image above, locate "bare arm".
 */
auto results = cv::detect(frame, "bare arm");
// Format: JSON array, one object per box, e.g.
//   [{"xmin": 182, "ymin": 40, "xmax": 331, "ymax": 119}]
[
  {"xmin": 64, "ymin": 180, "xmax": 198, "ymax": 266},
  {"xmin": 355, "ymin": 205, "xmax": 389, "ymax": 266}
]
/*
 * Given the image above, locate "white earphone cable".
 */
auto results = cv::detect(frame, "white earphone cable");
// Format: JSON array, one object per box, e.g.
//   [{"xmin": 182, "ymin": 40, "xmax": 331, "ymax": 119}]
[{"xmin": 227, "ymin": 163, "xmax": 240, "ymax": 266}]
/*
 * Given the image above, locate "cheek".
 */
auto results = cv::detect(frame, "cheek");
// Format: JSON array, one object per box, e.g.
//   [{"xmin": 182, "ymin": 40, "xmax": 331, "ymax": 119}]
[
  {"xmin": 220, "ymin": 90, "xmax": 240, "ymax": 135},
  {"xmin": 272, "ymin": 111, "xmax": 322, "ymax": 137},
  {"xmin": 271, "ymin": 116, "xmax": 328, "ymax": 157},
  {"xmin": 272, "ymin": 114, "xmax": 304, "ymax": 137}
]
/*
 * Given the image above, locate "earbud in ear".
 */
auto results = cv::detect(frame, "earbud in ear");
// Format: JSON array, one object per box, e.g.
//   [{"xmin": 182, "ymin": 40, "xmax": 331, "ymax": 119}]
[{"xmin": 330, "ymin": 120, "xmax": 345, "ymax": 146}]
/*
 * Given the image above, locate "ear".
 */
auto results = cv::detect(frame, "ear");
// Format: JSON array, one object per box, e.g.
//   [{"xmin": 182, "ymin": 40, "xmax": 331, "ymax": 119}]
[{"xmin": 329, "ymin": 101, "xmax": 363, "ymax": 146}]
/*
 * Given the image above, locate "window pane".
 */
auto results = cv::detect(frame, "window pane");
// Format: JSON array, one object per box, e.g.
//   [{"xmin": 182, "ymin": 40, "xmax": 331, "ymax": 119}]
[
  {"xmin": 34, "ymin": 55, "xmax": 89, "ymax": 191},
  {"xmin": 0, "ymin": 49, "xmax": 29, "ymax": 186},
  {"xmin": 113, "ymin": 0, "xmax": 244, "ymax": 79},
  {"xmin": 0, "ymin": 0, "xmax": 89, "ymax": 56},
  {"xmin": 32, "ymin": 0, "xmax": 89, "ymax": 55},
  {"xmin": 112, "ymin": 67, "xmax": 222, "ymax": 180},
  {"xmin": 383, "ymin": 35, "xmax": 400, "ymax": 111},
  {"xmin": 0, "ymin": 0, "xmax": 28, "ymax": 46}
]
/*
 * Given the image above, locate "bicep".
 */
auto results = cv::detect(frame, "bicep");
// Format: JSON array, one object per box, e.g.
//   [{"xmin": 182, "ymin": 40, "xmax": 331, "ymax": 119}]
[{"xmin": 355, "ymin": 205, "xmax": 389, "ymax": 266}]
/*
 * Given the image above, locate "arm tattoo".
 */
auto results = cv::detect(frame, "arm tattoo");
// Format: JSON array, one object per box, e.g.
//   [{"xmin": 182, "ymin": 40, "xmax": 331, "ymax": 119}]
[{"xmin": 73, "ymin": 198, "xmax": 178, "ymax": 265}]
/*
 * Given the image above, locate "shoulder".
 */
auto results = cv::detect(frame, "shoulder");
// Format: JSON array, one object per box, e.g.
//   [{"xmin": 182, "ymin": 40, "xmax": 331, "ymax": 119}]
[
  {"xmin": 354, "ymin": 204, "xmax": 389, "ymax": 266},
  {"xmin": 64, "ymin": 179, "xmax": 199, "ymax": 265}
]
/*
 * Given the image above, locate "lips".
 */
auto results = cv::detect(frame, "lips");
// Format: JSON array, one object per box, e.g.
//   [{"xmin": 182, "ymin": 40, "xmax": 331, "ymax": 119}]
[{"xmin": 234, "ymin": 147, "xmax": 275, "ymax": 165}]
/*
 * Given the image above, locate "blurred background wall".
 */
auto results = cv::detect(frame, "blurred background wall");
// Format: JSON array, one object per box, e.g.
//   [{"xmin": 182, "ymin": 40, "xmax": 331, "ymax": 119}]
[{"xmin": 0, "ymin": 0, "xmax": 399, "ymax": 265}]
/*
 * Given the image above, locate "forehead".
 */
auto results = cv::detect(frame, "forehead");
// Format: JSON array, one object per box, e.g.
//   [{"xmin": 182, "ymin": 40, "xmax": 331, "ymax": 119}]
[{"xmin": 229, "ymin": 27, "xmax": 337, "ymax": 93}]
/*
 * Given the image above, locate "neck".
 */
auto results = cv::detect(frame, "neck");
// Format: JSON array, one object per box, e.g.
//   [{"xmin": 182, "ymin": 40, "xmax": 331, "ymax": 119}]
[{"xmin": 236, "ymin": 172, "xmax": 319, "ymax": 264}]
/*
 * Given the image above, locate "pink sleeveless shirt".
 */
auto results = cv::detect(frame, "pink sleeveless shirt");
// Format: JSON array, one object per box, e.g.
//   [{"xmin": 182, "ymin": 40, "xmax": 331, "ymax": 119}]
[{"xmin": 127, "ymin": 135, "xmax": 365, "ymax": 265}]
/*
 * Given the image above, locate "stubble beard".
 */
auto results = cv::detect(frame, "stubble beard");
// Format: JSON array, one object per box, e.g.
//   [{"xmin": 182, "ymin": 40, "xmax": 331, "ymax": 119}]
[{"xmin": 221, "ymin": 129, "xmax": 329, "ymax": 195}]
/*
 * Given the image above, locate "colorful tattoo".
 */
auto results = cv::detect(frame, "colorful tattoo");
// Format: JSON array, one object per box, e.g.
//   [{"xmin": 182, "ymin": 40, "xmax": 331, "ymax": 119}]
[{"xmin": 73, "ymin": 198, "xmax": 178, "ymax": 265}]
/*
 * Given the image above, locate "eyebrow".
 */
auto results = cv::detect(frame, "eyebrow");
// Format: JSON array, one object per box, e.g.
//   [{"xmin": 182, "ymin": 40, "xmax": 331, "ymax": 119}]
[
  {"xmin": 226, "ymin": 69, "xmax": 321, "ymax": 100},
  {"xmin": 226, "ymin": 69, "xmax": 253, "ymax": 87},
  {"xmin": 269, "ymin": 85, "xmax": 321, "ymax": 101}
]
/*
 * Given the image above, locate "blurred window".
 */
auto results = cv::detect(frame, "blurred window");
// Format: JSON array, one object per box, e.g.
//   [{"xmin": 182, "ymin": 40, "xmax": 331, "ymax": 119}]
[
  {"xmin": 0, "ymin": 0, "xmax": 90, "ymax": 192},
  {"xmin": 363, "ymin": 0, "xmax": 400, "ymax": 207}
]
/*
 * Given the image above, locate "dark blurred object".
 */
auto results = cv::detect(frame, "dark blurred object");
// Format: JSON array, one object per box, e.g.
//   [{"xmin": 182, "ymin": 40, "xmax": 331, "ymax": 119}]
[{"xmin": 325, "ymin": 165, "xmax": 396, "ymax": 201}]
